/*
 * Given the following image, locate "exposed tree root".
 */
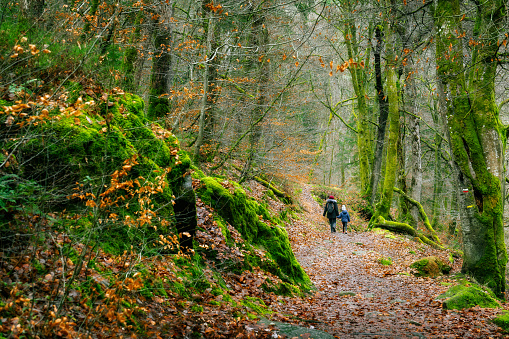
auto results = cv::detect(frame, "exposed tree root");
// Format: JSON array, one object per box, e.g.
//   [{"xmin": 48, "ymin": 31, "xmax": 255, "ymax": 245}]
[
  {"xmin": 374, "ymin": 216, "xmax": 445, "ymax": 250},
  {"xmin": 393, "ymin": 187, "xmax": 442, "ymax": 245}
]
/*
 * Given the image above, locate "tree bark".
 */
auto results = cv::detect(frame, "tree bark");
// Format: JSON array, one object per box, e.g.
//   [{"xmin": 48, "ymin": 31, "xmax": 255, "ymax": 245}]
[
  {"xmin": 434, "ymin": 0, "xmax": 507, "ymax": 297},
  {"xmin": 430, "ymin": 99, "xmax": 444, "ymax": 229},
  {"xmin": 407, "ymin": 80, "xmax": 422, "ymax": 225},
  {"xmin": 194, "ymin": 6, "xmax": 214, "ymax": 163},
  {"xmin": 241, "ymin": 13, "xmax": 270, "ymax": 181},
  {"xmin": 147, "ymin": 1, "xmax": 174, "ymax": 120},
  {"xmin": 343, "ymin": 15, "xmax": 373, "ymax": 195},
  {"xmin": 369, "ymin": 25, "xmax": 389, "ymax": 205},
  {"xmin": 370, "ymin": 5, "xmax": 399, "ymax": 226}
]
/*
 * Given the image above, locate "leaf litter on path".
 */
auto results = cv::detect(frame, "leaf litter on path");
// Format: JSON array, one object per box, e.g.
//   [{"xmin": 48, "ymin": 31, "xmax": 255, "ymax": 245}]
[{"xmin": 272, "ymin": 184, "xmax": 508, "ymax": 338}]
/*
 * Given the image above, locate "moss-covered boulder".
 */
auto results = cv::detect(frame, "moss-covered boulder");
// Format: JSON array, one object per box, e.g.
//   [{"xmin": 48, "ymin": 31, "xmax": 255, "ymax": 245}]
[
  {"xmin": 437, "ymin": 283, "xmax": 500, "ymax": 310},
  {"xmin": 11, "ymin": 92, "xmax": 195, "ymax": 252},
  {"xmin": 492, "ymin": 311, "xmax": 509, "ymax": 332},
  {"xmin": 410, "ymin": 256, "xmax": 451, "ymax": 277},
  {"xmin": 195, "ymin": 176, "xmax": 311, "ymax": 291}
]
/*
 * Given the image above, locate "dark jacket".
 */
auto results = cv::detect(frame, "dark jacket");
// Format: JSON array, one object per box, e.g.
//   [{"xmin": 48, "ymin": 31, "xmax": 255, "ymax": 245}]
[
  {"xmin": 323, "ymin": 199, "xmax": 339, "ymax": 218},
  {"xmin": 338, "ymin": 210, "xmax": 350, "ymax": 222}
]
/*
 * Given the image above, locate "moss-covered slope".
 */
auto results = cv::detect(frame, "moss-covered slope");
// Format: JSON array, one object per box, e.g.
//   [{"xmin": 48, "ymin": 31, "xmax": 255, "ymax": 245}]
[
  {"xmin": 3, "ymin": 91, "xmax": 193, "ymax": 254},
  {"xmin": 195, "ymin": 175, "xmax": 311, "ymax": 291}
]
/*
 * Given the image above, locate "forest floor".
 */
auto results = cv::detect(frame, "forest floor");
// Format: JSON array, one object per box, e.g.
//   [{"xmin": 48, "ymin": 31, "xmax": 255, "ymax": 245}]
[{"xmin": 270, "ymin": 184, "xmax": 509, "ymax": 338}]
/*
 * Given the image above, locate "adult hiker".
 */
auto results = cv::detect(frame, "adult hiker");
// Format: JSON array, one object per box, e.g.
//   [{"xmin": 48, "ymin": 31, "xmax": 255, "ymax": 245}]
[
  {"xmin": 338, "ymin": 205, "xmax": 351, "ymax": 234},
  {"xmin": 323, "ymin": 195, "xmax": 339, "ymax": 233}
]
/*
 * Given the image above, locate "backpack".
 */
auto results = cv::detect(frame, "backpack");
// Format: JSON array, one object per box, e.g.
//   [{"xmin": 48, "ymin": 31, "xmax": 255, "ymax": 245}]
[{"xmin": 326, "ymin": 201, "xmax": 335, "ymax": 214}]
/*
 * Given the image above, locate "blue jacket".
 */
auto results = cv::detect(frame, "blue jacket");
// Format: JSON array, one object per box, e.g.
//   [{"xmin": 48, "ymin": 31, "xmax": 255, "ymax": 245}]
[{"xmin": 338, "ymin": 210, "xmax": 350, "ymax": 222}]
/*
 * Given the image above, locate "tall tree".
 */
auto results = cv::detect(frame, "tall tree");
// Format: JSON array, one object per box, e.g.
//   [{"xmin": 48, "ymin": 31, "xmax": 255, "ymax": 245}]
[
  {"xmin": 434, "ymin": 0, "xmax": 507, "ymax": 297},
  {"xmin": 369, "ymin": 25, "xmax": 389, "ymax": 205},
  {"xmin": 370, "ymin": 0, "xmax": 400, "ymax": 224}
]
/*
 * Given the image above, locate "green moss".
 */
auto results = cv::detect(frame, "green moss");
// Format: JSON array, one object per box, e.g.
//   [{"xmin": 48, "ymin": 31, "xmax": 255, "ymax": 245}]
[
  {"xmin": 196, "ymin": 176, "xmax": 311, "ymax": 292},
  {"xmin": 378, "ymin": 257, "xmax": 392, "ymax": 266},
  {"xmin": 190, "ymin": 304, "xmax": 203, "ymax": 313},
  {"xmin": 437, "ymin": 283, "xmax": 500, "ymax": 310},
  {"xmin": 492, "ymin": 311, "xmax": 509, "ymax": 331},
  {"xmin": 241, "ymin": 296, "xmax": 271, "ymax": 316},
  {"xmin": 190, "ymin": 165, "xmax": 206, "ymax": 179},
  {"xmin": 64, "ymin": 81, "xmax": 83, "ymax": 104},
  {"xmin": 12, "ymin": 92, "xmax": 199, "ymax": 259},
  {"xmin": 410, "ymin": 256, "xmax": 451, "ymax": 278}
]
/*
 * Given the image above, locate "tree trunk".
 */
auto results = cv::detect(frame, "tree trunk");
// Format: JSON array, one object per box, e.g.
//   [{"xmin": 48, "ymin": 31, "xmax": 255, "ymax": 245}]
[
  {"xmin": 195, "ymin": 0, "xmax": 221, "ymax": 163},
  {"xmin": 370, "ymin": 7, "xmax": 399, "ymax": 225},
  {"xmin": 407, "ymin": 79, "xmax": 422, "ymax": 226},
  {"xmin": 172, "ymin": 172, "xmax": 197, "ymax": 251},
  {"xmin": 434, "ymin": 0, "xmax": 507, "ymax": 297},
  {"xmin": 241, "ymin": 14, "xmax": 270, "ymax": 181},
  {"xmin": 430, "ymin": 100, "xmax": 443, "ymax": 229},
  {"xmin": 343, "ymin": 17, "xmax": 372, "ymax": 195},
  {"xmin": 373, "ymin": 216, "xmax": 444, "ymax": 250},
  {"xmin": 194, "ymin": 7, "xmax": 214, "ymax": 163},
  {"xmin": 397, "ymin": 116, "xmax": 411, "ymax": 223},
  {"xmin": 369, "ymin": 25, "xmax": 389, "ymax": 205},
  {"xmin": 147, "ymin": 1, "xmax": 174, "ymax": 120},
  {"xmin": 393, "ymin": 187, "xmax": 441, "ymax": 245}
]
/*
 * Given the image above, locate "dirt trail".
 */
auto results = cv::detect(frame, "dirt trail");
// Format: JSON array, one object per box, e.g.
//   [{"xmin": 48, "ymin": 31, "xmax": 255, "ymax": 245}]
[{"xmin": 273, "ymin": 184, "xmax": 505, "ymax": 338}]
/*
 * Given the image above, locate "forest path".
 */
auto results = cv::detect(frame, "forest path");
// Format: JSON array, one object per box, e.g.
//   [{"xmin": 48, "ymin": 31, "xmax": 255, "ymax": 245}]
[{"xmin": 272, "ymin": 184, "xmax": 504, "ymax": 338}]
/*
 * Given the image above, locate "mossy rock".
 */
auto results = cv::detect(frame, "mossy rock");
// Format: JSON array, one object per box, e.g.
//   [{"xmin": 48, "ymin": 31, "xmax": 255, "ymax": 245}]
[
  {"xmin": 410, "ymin": 256, "xmax": 451, "ymax": 278},
  {"xmin": 196, "ymin": 176, "xmax": 312, "ymax": 291},
  {"xmin": 492, "ymin": 311, "xmax": 509, "ymax": 332},
  {"xmin": 437, "ymin": 283, "xmax": 500, "ymax": 310}
]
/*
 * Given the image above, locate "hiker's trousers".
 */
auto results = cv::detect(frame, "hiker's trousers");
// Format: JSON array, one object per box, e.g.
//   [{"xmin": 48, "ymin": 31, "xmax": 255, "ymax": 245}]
[{"xmin": 328, "ymin": 218, "xmax": 337, "ymax": 232}]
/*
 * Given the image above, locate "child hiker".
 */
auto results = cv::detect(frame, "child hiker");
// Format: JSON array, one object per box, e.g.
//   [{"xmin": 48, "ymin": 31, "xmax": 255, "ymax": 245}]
[
  {"xmin": 323, "ymin": 195, "xmax": 339, "ymax": 233},
  {"xmin": 338, "ymin": 205, "xmax": 351, "ymax": 234}
]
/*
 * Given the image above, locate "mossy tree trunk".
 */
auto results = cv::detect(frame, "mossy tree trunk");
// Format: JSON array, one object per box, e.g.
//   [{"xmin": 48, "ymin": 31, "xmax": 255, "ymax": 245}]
[
  {"xmin": 369, "ymin": 25, "xmax": 389, "ymax": 205},
  {"xmin": 147, "ymin": 1, "xmax": 174, "ymax": 120},
  {"xmin": 343, "ymin": 14, "xmax": 373, "ymax": 196},
  {"xmin": 374, "ymin": 216, "xmax": 444, "ymax": 250},
  {"xmin": 406, "ymin": 80, "xmax": 422, "ymax": 226},
  {"xmin": 370, "ymin": 5, "xmax": 399, "ymax": 226},
  {"xmin": 434, "ymin": 0, "xmax": 507, "ymax": 297},
  {"xmin": 430, "ymin": 99, "xmax": 444, "ymax": 229},
  {"xmin": 393, "ymin": 187, "xmax": 441, "ymax": 245}
]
